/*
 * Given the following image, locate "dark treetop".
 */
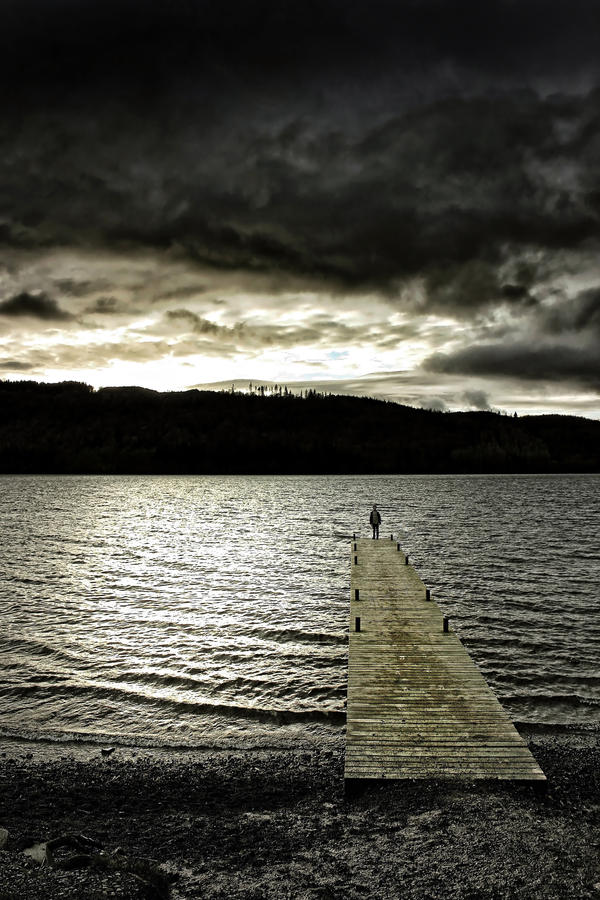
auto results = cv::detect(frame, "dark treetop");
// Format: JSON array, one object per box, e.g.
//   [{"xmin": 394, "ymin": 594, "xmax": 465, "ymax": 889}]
[{"xmin": 1, "ymin": 380, "xmax": 598, "ymax": 474}]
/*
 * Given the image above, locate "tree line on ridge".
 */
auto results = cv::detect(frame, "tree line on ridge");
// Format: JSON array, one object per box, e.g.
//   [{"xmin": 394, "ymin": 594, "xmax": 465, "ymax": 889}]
[{"xmin": 0, "ymin": 379, "xmax": 598, "ymax": 474}]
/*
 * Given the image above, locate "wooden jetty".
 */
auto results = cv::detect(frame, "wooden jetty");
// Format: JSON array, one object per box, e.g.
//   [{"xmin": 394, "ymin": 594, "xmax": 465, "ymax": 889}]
[{"xmin": 345, "ymin": 537, "xmax": 546, "ymax": 783}]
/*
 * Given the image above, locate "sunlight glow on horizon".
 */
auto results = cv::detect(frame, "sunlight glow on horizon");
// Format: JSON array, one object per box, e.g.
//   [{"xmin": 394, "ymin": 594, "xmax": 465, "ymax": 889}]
[{"xmin": 1, "ymin": 246, "xmax": 598, "ymax": 418}]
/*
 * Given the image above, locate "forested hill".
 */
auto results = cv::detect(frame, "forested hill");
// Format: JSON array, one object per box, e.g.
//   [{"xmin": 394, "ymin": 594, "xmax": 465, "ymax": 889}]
[{"xmin": 0, "ymin": 380, "xmax": 599, "ymax": 474}]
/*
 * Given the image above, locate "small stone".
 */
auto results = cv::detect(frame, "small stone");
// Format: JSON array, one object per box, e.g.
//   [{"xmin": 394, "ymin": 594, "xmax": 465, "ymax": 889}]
[
  {"xmin": 101, "ymin": 747, "xmax": 116, "ymax": 757},
  {"xmin": 0, "ymin": 827, "xmax": 9, "ymax": 849},
  {"xmin": 23, "ymin": 841, "xmax": 48, "ymax": 864}
]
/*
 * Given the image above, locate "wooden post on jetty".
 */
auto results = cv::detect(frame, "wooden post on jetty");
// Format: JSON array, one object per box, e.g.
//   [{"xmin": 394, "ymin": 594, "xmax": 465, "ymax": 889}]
[{"xmin": 345, "ymin": 538, "xmax": 546, "ymax": 784}]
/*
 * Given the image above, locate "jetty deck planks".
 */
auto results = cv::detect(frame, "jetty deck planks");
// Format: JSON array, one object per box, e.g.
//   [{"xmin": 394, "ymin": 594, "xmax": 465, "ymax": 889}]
[{"xmin": 345, "ymin": 538, "xmax": 546, "ymax": 782}]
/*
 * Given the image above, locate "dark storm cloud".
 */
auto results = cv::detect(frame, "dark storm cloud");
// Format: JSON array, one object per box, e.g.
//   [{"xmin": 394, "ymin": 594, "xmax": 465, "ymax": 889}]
[
  {"xmin": 425, "ymin": 342, "xmax": 600, "ymax": 389},
  {"xmin": 165, "ymin": 307, "xmax": 388, "ymax": 349},
  {"xmin": 2, "ymin": 0, "xmax": 599, "ymax": 98},
  {"xmin": 85, "ymin": 297, "xmax": 121, "ymax": 315},
  {"xmin": 166, "ymin": 310, "xmax": 225, "ymax": 336},
  {"xmin": 0, "ymin": 292, "xmax": 74, "ymax": 321},
  {"xmin": 156, "ymin": 285, "xmax": 208, "ymax": 303},
  {"xmin": 0, "ymin": 360, "xmax": 33, "ymax": 370},
  {"xmin": 412, "ymin": 280, "xmax": 600, "ymax": 395},
  {"xmin": 424, "ymin": 259, "xmax": 538, "ymax": 315},
  {"xmin": 539, "ymin": 288, "xmax": 600, "ymax": 336},
  {"xmin": 0, "ymin": 1, "xmax": 599, "ymax": 298},
  {"xmin": 501, "ymin": 284, "xmax": 532, "ymax": 302},
  {"xmin": 462, "ymin": 390, "xmax": 492, "ymax": 411},
  {"xmin": 55, "ymin": 278, "xmax": 111, "ymax": 297},
  {"xmin": 1, "ymin": 0, "xmax": 600, "ymax": 407},
  {"xmin": 3, "ymin": 87, "xmax": 599, "ymax": 302}
]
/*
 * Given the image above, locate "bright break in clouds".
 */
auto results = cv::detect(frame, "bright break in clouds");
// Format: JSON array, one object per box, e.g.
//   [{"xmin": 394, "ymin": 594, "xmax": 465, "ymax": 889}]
[{"xmin": 1, "ymin": 0, "xmax": 600, "ymax": 416}]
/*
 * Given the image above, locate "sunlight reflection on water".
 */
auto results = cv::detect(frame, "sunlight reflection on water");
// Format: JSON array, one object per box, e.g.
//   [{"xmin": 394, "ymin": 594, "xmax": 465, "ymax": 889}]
[{"xmin": 1, "ymin": 473, "xmax": 599, "ymax": 749}]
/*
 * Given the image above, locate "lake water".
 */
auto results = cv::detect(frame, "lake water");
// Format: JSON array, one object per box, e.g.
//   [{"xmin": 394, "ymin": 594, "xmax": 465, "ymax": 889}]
[{"xmin": 1, "ymin": 474, "xmax": 599, "ymax": 751}]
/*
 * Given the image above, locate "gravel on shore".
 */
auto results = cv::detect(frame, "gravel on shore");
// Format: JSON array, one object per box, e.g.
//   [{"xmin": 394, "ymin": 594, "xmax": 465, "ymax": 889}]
[{"xmin": 0, "ymin": 733, "xmax": 599, "ymax": 899}]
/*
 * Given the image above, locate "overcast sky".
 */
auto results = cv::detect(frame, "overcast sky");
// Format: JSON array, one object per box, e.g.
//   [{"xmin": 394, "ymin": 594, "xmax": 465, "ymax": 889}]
[{"xmin": 1, "ymin": 0, "xmax": 599, "ymax": 415}]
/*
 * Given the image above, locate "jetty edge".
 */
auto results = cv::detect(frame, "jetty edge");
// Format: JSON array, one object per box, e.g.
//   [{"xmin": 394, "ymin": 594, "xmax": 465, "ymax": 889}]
[{"xmin": 345, "ymin": 537, "xmax": 546, "ymax": 784}]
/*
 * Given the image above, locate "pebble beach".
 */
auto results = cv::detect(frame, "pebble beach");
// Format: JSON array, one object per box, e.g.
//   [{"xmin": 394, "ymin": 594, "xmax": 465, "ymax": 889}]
[{"xmin": 1, "ymin": 731, "xmax": 599, "ymax": 899}]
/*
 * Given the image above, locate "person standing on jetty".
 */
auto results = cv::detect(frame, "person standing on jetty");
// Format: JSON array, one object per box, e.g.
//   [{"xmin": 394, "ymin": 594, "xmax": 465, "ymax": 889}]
[{"xmin": 370, "ymin": 504, "xmax": 382, "ymax": 539}]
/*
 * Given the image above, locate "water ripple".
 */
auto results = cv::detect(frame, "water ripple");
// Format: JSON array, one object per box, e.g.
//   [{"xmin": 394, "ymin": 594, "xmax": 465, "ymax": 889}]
[{"xmin": 1, "ymin": 473, "xmax": 599, "ymax": 747}]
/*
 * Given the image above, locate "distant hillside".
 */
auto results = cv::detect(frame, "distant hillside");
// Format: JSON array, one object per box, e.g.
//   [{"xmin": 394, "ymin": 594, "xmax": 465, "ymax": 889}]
[{"xmin": 0, "ymin": 380, "xmax": 599, "ymax": 474}]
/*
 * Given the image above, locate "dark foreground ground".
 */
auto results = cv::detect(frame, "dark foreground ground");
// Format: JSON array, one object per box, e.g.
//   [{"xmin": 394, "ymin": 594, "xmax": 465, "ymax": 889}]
[{"xmin": 0, "ymin": 734, "xmax": 599, "ymax": 900}]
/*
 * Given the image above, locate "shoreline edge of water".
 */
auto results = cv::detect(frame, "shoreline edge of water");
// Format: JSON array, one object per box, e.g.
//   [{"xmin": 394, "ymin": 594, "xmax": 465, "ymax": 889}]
[{"xmin": 1, "ymin": 729, "xmax": 599, "ymax": 899}]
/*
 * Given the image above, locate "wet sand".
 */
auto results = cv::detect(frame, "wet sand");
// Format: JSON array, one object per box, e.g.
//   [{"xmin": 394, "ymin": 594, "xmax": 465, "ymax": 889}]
[{"xmin": 0, "ymin": 732, "xmax": 599, "ymax": 899}]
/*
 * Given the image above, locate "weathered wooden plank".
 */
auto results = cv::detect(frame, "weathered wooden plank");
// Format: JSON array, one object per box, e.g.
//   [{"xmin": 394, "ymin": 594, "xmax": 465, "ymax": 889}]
[
  {"xmin": 345, "ymin": 747, "xmax": 536, "ymax": 758},
  {"xmin": 345, "ymin": 537, "xmax": 545, "ymax": 784},
  {"xmin": 345, "ymin": 767, "xmax": 546, "ymax": 774},
  {"xmin": 345, "ymin": 770, "xmax": 548, "ymax": 781}
]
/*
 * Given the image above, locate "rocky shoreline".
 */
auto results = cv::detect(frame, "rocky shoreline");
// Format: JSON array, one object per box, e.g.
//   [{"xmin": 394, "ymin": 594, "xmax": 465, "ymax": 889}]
[{"xmin": 1, "ymin": 733, "xmax": 599, "ymax": 899}]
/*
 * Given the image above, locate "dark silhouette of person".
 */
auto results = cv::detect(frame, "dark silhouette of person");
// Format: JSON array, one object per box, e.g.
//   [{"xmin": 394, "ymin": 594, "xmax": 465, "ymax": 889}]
[{"xmin": 370, "ymin": 504, "xmax": 381, "ymax": 539}]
